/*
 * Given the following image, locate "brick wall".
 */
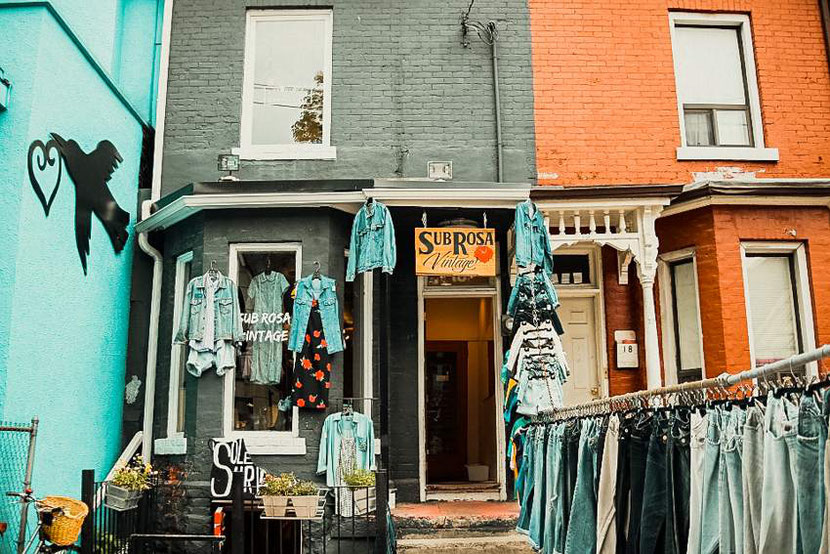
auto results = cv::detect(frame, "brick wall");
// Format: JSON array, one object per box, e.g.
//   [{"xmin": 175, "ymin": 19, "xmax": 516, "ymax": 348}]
[
  {"xmin": 162, "ymin": 0, "xmax": 537, "ymax": 193},
  {"xmin": 529, "ymin": 0, "xmax": 830, "ymax": 185},
  {"xmin": 658, "ymin": 205, "xmax": 830, "ymax": 378}
]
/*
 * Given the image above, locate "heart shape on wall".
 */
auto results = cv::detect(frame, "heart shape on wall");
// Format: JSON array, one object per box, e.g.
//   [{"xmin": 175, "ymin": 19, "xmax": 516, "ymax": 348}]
[{"xmin": 27, "ymin": 139, "xmax": 62, "ymax": 216}]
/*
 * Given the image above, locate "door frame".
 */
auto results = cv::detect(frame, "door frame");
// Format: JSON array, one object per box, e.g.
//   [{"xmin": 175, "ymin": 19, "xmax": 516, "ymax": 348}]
[
  {"xmin": 555, "ymin": 245, "xmax": 610, "ymax": 400},
  {"xmin": 417, "ymin": 278, "xmax": 506, "ymax": 502}
]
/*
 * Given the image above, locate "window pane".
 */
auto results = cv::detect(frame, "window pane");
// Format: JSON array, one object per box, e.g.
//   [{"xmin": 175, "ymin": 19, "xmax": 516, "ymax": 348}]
[
  {"xmin": 251, "ymin": 17, "xmax": 326, "ymax": 146},
  {"xmin": 671, "ymin": 261, "xmax": 702, "ymax": 371},
  {"xmin": 715, "ymin": 109, "xmax": 751, "ymax": 146},
  {"xmin": 684, "ymin": 110, "xmax": 714, "ymax": 146},
  {"xmin": 675, "ymin": 26, "xmax": 746, "ymax": 105},
  {"xmin": 745, "ymin": 255, "xmax": 799, "ymax": 365},
  {"xmin": 552, "ymin": 254, "xmax": 592, "ymax": 285}
]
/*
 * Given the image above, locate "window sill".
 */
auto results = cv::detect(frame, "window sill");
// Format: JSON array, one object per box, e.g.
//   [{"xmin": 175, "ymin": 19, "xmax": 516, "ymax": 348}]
[
  {"xmin": 154, "ymin": 436, "xmax": 187, "ymax": 455},
  {"xmin": 232, "ymin": 145, "xmax": 337, "ymax": 161},
  {"xmin": 219, "ymin": 434, "xmax": 307, "ymax": 456},
  {"xmin": 676, "ymin": 146, "xmax": 779, "ymax": 162}
]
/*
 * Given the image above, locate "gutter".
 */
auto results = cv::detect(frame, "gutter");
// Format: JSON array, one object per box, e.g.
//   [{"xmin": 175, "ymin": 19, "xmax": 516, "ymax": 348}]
[
  {"xmin": 150, "ymin": 0, "xmax": 174, "ymax": 201},
  {"xmin": 820, "ymin": 0, "xmax": 830, "ymax": 77},
  {"xmin": 138, "ymin": 200, "xmax": 162, "ymax": 462}
]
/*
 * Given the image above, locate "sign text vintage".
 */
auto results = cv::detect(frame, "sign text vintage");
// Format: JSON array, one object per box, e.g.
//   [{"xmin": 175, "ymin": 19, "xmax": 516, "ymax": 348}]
[{"xmin": 415, "ymin": 227, "xmax": 496, "ymax": 276}]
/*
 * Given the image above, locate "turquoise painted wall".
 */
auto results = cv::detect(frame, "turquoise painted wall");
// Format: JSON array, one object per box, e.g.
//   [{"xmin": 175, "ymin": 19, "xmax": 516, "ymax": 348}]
[{"xmin": 0, "ymin": 1, "xmax": 159, "ymax": 504}]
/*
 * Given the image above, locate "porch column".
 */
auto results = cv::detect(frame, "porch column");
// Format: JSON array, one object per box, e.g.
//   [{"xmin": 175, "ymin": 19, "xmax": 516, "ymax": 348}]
[{"xmin": 637, "ymin": 206, "xmax": 662, "ymax": 389}]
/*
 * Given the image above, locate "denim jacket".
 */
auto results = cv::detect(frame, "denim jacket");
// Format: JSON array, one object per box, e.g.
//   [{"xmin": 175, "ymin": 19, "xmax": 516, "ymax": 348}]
[
  {"xmin": 317, "ymin": 411, "xmax": 376, "ymax": 487},
  {"xmin": 507, "ymin": 270, "xmax": 560, "ymax": 315},
  {"xmin": 346, "ymin": 200, "xmax": 396, "ymax": 282},
  {"xmin": 288, "ymin": 274, "xmax": 345, "ymax": 354},
  {"xmin": 514, "ymin": 199, "xmax": 553, "ymax": 275},
  {"xmin": 174, "ymin": 274, "xmax": 244, "ymax": 344}
]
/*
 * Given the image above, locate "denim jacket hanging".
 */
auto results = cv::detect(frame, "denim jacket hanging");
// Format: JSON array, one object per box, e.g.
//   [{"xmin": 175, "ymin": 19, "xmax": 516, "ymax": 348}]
[
  {"xmin": 174, "ymin": 274, "xmax": 244, "ymax": 344},
  {"xmin": 288, "ymin": 274, "xmax": 345, "ymax": 354},
  {"xmin": 514, "ymin": 199, "xmax": 554, "ymax": 275},
  {"xmin": 346, "ymin": 200, "xmax": 396, "ymax": 282}
]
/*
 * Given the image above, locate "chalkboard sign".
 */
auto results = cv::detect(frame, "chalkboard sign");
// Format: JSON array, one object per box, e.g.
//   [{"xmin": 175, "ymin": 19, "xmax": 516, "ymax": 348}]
[{"xmin": 210, "ymin": 438, "xmax": 268, "ymax": 499}]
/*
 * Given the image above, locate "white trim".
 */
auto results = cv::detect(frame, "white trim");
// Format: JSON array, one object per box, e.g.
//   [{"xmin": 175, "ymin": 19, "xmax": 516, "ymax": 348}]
[
  {"xmin": 225, "ymin": 242, "xmax": 305, "ymax": 455},
  {"xmin": 668, "ymin": 12, "xmax": 772, "ymax": 160},
  {"xmin": 660, "ymin": 194, "xmax": 830, "ymax": 218},
  {"xmin": 676, "ymin": 147, "xmax": 779, "ymax": 161},
  {"xmin": 740, "ymin": 241, "xmax": 818, "ymax": 377},
  {"xmin": 165, "ymin": 250, "xmax": 194, "ymax": 440},
  {"xmin": 150, "ymin": 0, "xmax": 174, "ymax": 201},
  {"xmin": 425, "ymin": 490, "xmax": 502, "ymax": 502},
  {"xmin": 362, "ymin": 271, "xmax": 374, "ymax": 416},
  {"xmin": 367, "ymin": 187, "xmax": 530, "ymax": 208},
  {"xmin": 417, "ymin": 276, "xmax": 506, "ymax": 502},
  {"xmin": 657, "ymin": 248, "xmax": 706, "ymax": 385},
  {"xmin": 239, "ymin": 9, "xmax": 334, "ymax": 160}
]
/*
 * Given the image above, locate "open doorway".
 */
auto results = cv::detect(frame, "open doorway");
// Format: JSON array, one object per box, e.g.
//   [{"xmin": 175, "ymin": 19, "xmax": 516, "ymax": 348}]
[{"xmin": 423, "ymin": 297, "xmax": 499, "ymax": 497}]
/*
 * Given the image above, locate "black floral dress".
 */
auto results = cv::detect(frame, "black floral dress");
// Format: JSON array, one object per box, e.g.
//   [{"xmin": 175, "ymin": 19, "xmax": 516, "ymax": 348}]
[{"xmin": 291, "ymin": 300, "xmax": 332, "ymax": 409}]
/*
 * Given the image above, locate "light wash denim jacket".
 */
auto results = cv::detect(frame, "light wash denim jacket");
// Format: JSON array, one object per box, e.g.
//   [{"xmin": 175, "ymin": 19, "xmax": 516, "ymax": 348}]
[
  {"xmin": 317, "ymin": 411, "xmax": 376, "ymax": 487},
  {"xmin": 346, "ymin": 200, "xmax": 396, "ymax": 282},
  {"xmin": 514, "ymin": 199, "xmax": 553, "ymax": 275},
  {"xmin": 288, "ymin": 274, "xmax": 345, "ymax": 354},
  {"xmin": 174, "ymin": 274, "xmax": 244, "ymax": 344}
]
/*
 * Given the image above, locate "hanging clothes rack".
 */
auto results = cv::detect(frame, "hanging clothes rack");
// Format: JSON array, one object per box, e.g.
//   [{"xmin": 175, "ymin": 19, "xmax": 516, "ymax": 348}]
[{"xmin": 545, "ymin": 344, "xmax": 830, "ymax": 421}]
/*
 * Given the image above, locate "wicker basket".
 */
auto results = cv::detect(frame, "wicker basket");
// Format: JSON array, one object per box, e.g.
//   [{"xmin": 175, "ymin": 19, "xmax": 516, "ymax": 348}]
[{"xmin": 39, "ymin": 496, "xmax": 89, "ymax": 546}]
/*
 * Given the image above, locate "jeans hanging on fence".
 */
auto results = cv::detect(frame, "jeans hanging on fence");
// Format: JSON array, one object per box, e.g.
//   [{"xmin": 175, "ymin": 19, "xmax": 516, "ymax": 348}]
[
  {"xmin": 597, "ymin": 415, "xmax": 620, "ymax": 554},
  {"xmin": 518, "ymin": 427, "xmax": 536, "ymax": 535},
  {"xmin": 699, "ymin": 407, "xmax": 722, "ymax": 554},
  {"xmin": 719, "ymin": 408, "xmax": 745, "ymax": 554},
  {"xmin": 565, "ymin": 417, "xmax": 602, "ymax": 554},
  {"xmin": 742, "ymin": 405, "xmax": 765, "ymax": 554},
  {"xmin": 759, "ymin": 395, "xmax": 800, "ymax": 553},
  {"xmin": 821, "ymin": 390, "xmax": 830, "ymax": 554},
  {"xmin": 545, "ymin": 423, "xmax": 567, "ymax": 554},
  {"xmin": 625, "ymin": 415, "xmax": 653, "ymax": 554},
  {"xmin": 796, "ymin": 393, "xmax": 826, "ymax": 554},
  {"xmin": 530, "ymin": 426, "xmax": 550, "ymax": 550},
  {"xmin": 687, "ymin": 411, "xmax": 707, "ymax": 554}
]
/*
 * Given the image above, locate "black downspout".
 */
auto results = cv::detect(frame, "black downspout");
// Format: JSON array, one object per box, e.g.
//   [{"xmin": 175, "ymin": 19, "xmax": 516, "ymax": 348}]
[{"xmin": 820, "ymin": 0, "xmax": 830, "ymax": 76}]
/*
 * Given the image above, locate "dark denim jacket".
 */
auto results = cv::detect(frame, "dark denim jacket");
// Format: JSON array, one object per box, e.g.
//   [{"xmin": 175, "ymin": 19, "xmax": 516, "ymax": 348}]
[
  {"xmin": 288, "ymin": 274, "xmax": 345, "ymax": 354},
  {"xmin": 346, "ymin": 200, "xmax": 396, "ymax": 282},
  {"xmin": 515, "ymin": 199, "xmax": 554, "ymax": 275},
  {"xmin": 174, "ymin": 274, "xmax": 244, "ymax": 344}
]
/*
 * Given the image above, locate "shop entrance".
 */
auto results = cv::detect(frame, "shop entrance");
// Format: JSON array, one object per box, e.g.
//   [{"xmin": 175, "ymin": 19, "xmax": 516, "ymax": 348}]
[{"xmin": 418, "ymin": 283, "xmax": 506, "ymax": 501}]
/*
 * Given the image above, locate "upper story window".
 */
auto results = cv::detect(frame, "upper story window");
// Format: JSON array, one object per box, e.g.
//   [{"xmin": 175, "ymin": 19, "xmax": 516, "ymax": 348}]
[
  {"xmin": 236, "ymin": 9, "xmax": 335, "ymax": 161},
  {"xmin": 669, "ymin": 13, "xmax": 778, "ymax": 162}
]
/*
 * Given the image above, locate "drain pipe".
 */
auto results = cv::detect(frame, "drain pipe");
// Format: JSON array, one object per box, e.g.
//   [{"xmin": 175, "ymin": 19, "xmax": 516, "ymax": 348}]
[
  {"xmin": 138, "ymin": 200, "xmax": 162, "ymax": 463},
  {"xmin": 462, "ymin": 13, "xmax": 504, "ymax": 182}
]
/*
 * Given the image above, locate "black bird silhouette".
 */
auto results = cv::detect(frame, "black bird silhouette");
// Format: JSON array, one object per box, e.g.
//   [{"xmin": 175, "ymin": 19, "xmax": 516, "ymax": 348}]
[{"xmin": 50, "ymin": 133, "xmax": 130, "ymax": 274}]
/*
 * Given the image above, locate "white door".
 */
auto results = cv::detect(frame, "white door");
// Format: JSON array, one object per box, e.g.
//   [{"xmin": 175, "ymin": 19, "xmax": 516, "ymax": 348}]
[{"xmin": 559, "ymin": 296, "xmax": 600, "ymax": 405}]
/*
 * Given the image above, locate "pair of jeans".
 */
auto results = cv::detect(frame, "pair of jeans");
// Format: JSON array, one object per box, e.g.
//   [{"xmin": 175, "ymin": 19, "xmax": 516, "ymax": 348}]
[
  {"xmin": 565, "ymin": 418, "xmax": 603, "ymax": 553},
  {"xmin": 564, "ymin": 420, "xmax": 581, "ymax": 536},
  {"xmin": 699, "ymin": 407, "xmax": 722, "ymax": 554},
  {"xmin": 530, "ymin": 426, "xmax": 549, "ymax": 549},
  {"xmin": 615, "ymin": 412, "xmax": 652, "ymax": 554},
  {"xmin": 687, "ymin": 411, "xmax": 707, "ymax": 554},
  {"xmin": 517, "ymin": 426, "xmax": 536, "ymax": 535},
  {"xmin": 759, "ymin": 395, "xmax": 800, "ymax": 552},
  {"xmin": 545, "ymin": 423, "xmax": 567, "ymax": 554},
  {"xmin": 639, "ymin": 411, "xmax": 691, "ymax": 554},
  {"xmin": 597, "ymin": 415, "xmax": 620, "ymax": 554},
  {"xmin": 797, "ymin": 394, "xmax": 826, "ymax": 554},
  {"xmin": 742, "ymin": 405, "xmax": 764, "ymax": 554},
  {"xmin": 720, "ymin": 408, "xmax": 746, "ymax": 554},
  {"xmin": 821, "ymin": 390, "xmax": 830, "ymax": 553}
]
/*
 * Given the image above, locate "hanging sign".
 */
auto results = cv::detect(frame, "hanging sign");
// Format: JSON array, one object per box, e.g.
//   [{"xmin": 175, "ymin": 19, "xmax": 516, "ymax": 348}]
[
  {"xmin": 209, "ymin": 438, "xmax": 267, "ymax": 499},
  {"xmin": 415, "ymin": 227, "xmax": 496, "ymax": 276}
]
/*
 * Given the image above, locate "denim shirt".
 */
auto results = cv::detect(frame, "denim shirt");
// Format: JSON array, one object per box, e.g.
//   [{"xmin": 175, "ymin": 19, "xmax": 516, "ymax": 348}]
[
  {"xmin": 317, "ymin": 411, "xmax": 376, "ymax": 487},
  {"xmin": 507, "ymin": 270, "xmax": 560, "ymax": 315},
  {"xmin": 515, "ymin": 199, "xmax": 553, "ymax": 275},
  {"xmin": 288, "ymin": 274, "xmax": 345, "ymax": 354},
  {"xmin": 346, "ymin": 200, "xmax": 396, "ymax": 282},
  {"xmin": 174, "ymin": 274, "xmax": 244, "ymax": 344}
]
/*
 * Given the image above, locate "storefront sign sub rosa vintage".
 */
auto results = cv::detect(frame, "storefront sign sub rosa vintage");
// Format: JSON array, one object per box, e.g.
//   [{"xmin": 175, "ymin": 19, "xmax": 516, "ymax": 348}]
[{"xmin": 415, "ymin": 228, "xmax": 496, "ymax": 276}]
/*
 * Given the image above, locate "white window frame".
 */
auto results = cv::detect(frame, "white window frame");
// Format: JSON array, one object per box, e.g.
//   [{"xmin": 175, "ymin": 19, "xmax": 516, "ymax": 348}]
[
  {"xmin": 740, "ymin": 241, "xmax": 817, "ymax": 376},
  {"xmin": 668, "ymin": 12, "xmax": 779, "ymax": 162},
  {"xmin": 658, "ymin": 248, "xmax": 705, "ymax": 385},
  {"xmin": 155, "ymin": 251, "xmax": 194, "ymax": 456},
  {"xmin": 234, "ymin": 9, "xmax": 336, "ymax": 161},
  {"xmin": 221, "ymin": 242, "xmax": 306, "ymax": 455}
]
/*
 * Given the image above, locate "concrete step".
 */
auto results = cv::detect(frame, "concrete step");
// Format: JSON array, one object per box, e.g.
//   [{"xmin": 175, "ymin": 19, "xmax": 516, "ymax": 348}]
[{"xmin": 397, "ymin": 531, "xmax": 534, "ymax": 553}]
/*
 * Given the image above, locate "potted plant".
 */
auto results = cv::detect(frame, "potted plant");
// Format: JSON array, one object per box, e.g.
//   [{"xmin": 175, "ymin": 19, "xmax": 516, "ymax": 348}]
[
  {"xmin": 288, "ymin": 479, "xmax": 320, "ymax": 519},
  {"xmin": 105, "ymin": 456, "xmax": 152, "ymax": 512},
  {"xmin": 259, "ymin": 473, "xmax": 295, "ymax": 517},
  {"xmin": 343, "ymin": 469, "xmax": 376, "ymax": 515}
]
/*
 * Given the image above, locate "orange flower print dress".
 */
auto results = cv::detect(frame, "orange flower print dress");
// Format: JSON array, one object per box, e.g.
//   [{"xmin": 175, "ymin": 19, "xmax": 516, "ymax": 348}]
[{"xmin": 291, "ymin": 300, "xmax": 332, "ymax": 409}]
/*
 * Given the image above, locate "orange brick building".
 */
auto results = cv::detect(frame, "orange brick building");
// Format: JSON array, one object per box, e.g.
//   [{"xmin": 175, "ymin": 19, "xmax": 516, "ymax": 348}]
[{"xmin": 527, "ymin": 0, "xmax": 830, "ymax": 398}]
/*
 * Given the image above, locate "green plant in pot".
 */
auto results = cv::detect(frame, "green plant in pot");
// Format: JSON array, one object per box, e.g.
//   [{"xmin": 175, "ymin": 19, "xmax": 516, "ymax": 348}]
[
  {"xmin": 343, "ymin": 469, "xmax": 376, "ymax": 515},
  {"xmin": 105, "ymin": 456, "xmax": 152, "ymax": 512},
  {"xmin": 259, "ymin": 473, "xmax": 296, "ymax": 517},
  {"xmin": 288, "ymin": 479, "xmax": 320, "ymax": 519}
]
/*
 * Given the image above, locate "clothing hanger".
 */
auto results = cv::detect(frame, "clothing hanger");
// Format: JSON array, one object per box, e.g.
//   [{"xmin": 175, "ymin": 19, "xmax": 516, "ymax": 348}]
[
  {"xmin": 312, "ymin": 261, "xmax": 321, "ymax": 281},
  {"xmin": 342, "ymin": 399, "xmax": 354, "ymax": 417},
  {"xmin": 265, "ymin": 255, "xmax": 273, "ymax": 275},
  {"xmin": 208, "ymin": 260, "xmax": 220, "ymax": 281}
]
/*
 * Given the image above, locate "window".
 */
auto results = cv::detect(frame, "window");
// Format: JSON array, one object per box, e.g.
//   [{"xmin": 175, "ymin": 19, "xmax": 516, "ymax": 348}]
[
  {"xmin": 741, "ymin": 242, "xmax": 816, "ymax": 376},
  {"xmin": 224, "ymin": 243, "xmax": 305, "ymax": 455},
  {"xmin": 236, "ymin": 9, "xmax": 335, "ymax": 160},
  {"xmin": 669, "ymin": 13, "xmax": 778, "ymax": 161},
  {"xmin": 658, "ymin": 250, "xmax": 704, "ymax": 384}
]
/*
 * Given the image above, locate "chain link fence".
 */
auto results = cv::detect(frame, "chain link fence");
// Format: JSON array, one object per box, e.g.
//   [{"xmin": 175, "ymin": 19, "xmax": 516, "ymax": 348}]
[{"xmin": 0, "ymin": 420, "xmax": 37, "ymax": 553}]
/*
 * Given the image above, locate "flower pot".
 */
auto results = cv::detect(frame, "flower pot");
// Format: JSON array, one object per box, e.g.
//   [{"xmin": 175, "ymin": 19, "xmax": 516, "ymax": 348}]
[
  {"xmin": 104, "ymin": 483, "xmax": 143, "ymax": 512},
  {"xmin": 261, "ymin": 496, "xmax": 290, "ymax": 517},
  {"xmin": 350, "ymin": 487, "xmax": 376, "ymax": 515},
  {"xmin": 289, "ymin": 495, "xmax": 319, "ymax": 519}
]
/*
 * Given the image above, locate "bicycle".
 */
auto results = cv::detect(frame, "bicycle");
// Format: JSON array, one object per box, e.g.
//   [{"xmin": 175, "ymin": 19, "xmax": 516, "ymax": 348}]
[{"xmin": 4, "ymin": 490, "xmax": 86, "ymax": 553}]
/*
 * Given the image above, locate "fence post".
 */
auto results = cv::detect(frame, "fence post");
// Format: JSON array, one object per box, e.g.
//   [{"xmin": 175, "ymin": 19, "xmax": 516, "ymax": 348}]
[
  {"xmin": 80, "ymin": 469, "xmax": 95, "ymax": 554},
  {"xmin": 375, "ymin": 470, "xmax": 388, "ymax": 553},
  {"xmin": 231, "ymin": 475, "xmax": 244, "ymax": 554}
]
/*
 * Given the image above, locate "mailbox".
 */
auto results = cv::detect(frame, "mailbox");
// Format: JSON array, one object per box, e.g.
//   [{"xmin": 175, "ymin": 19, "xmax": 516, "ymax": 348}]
[{"xmin": 615, "ymin": 330, "xmax": 638, "ymax": 369}]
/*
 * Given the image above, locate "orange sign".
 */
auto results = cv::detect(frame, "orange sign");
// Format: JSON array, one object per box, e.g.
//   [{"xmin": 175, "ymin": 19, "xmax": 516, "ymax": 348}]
[{"xmin": 415, "ymin": 227, "xmax": 496, "ymax": 276}]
